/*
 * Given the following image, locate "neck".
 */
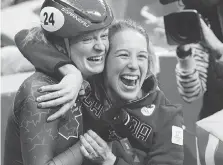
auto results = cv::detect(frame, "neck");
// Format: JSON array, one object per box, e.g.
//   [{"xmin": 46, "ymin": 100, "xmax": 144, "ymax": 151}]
[
  {"xmin": 104, "ymin": 78, "xmax": 122, "ymax": 105},
  {"xmin": 82, "ymin": 71, "xmax": 94, "ymax": 80}
]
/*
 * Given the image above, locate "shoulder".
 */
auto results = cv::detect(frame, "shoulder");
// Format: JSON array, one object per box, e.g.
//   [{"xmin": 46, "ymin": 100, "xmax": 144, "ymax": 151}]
[
  {"xmin": 155, "ymin": 90, "xmax": 182, "ymax": 110},
  {"xmin": 14, "ymin": 72, "xmax": 58, "ymax": 112},
  {"xmin": 20, "ymin": 72, "xmax": 57, "ymax": 96},
  {"xmin": 153, "ymin": 90, "xmax": 183, "ymax": 126},
  {"xmin": 14, "ymin": 72, "xmax": 61, "ymax": 126}
]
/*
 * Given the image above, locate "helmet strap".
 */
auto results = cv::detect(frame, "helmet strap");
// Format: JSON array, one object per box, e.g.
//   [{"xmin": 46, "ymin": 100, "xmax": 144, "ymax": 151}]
[{"xmin": 64, "ymin": 38, "xmax": 71, "ymax": 59}]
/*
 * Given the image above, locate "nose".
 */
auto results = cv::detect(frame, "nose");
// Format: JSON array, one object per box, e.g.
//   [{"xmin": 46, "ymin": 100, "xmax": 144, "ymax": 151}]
[
  {"xmin": 93, "ymin": 39, "xmax": 105, "ymax": 53},
  {"xmin": 127, "ymin": 56, "xmax": 138, "ymax": 70}
]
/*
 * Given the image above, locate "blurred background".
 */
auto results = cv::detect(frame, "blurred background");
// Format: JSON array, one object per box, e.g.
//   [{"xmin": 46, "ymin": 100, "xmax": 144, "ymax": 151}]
[{"xmin": 1, "ymin": 0, "xmax": 203, "ymax": 164}]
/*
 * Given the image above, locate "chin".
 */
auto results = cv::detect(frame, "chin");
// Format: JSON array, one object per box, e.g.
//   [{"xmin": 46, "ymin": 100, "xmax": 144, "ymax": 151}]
[
  {"xmin": 119, "ymin": 93, "xmax": 138, "ymax": 101},
  {"xmin": 89, "ymin": 67, "xmax": 104, "ymax": 75}
]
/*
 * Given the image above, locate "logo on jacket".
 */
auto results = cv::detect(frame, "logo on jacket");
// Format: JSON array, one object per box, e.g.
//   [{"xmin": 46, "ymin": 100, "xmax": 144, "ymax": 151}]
[
  {"xmin": 59, "ymin": 105, "xmax": 82, "ymax": 140},
  {"xmin": 141, "ymin": 104, "xmax": 155, "ymax": 116},
  {"xmin": 171, "ymin": 125, "xmax": 183, "ymax": 146},
  {"xmin": 82, "ymin": 92, "xmax": 104, "ymax": 118},
  {"xmin": 123, "ymin": 112, "xmax": 152, "ymax": 142}
]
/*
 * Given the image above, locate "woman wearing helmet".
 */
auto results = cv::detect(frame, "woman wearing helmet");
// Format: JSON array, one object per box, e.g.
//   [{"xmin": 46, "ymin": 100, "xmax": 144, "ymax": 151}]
[
  {"xmin": 4, "ymin": 0, "xmax": 113, "ymax": 165},
  {"xmin": 15, "ymin": 0, "xmax": 114, "ymax": 121}
]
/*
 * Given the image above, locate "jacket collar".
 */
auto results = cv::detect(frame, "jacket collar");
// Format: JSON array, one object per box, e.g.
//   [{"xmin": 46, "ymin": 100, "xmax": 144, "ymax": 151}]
[{"xmin": 88, "ymin": 74, "xmax": 158, "ymax": 108}]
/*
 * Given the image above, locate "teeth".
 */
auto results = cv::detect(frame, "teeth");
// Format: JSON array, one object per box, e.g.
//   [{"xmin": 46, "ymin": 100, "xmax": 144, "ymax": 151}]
[
  {"xmin": 122, "ymin": 75, "xmax": 138, "ymax": 80},
  {"xmin": 87, "ymin": 56, "xmax": 103, "ymax": 61},
  {"xmin": 120, "ymin": 75, "xmax": 139, "ymax": 87}
]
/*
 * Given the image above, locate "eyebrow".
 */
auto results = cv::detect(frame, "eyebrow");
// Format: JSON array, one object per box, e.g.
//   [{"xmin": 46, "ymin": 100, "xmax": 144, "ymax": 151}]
[
  {"xmin": 115, "ymin": 49, "xmax": 129, "ymax": 54},
  {"xmin": 102, "ymin": 28, "xmax": 109, "ymax": 32},
  {"xmin": 139, "ymin": 51, "xmax": 148, "ymax": 54},
  {"xmin": 114, "ymin": 50, "xmax": 148, "ymax": 55}
]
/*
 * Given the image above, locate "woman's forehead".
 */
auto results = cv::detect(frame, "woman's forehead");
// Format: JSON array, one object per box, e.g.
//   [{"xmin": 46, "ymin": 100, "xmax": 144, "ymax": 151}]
[
  {"xmin": 86, "ymin": 28, "xmax": 108, "ymax": 36},
  {"xmin": 112, "ymin": 29, "xmax": 146, "ymax": 40},
  {"xmin": 70, "ymin": 28, "xmax": 108, "ymax": 43},
  {"xmin": 111, "ymin": 29, "xmax": 147, "ymax": 49}
]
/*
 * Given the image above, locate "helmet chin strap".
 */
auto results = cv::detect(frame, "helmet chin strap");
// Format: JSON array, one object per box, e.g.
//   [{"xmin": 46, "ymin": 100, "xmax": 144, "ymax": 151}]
[{"xmin": 64, "ymin": 38, "xmax": 71, "ymax": 59}]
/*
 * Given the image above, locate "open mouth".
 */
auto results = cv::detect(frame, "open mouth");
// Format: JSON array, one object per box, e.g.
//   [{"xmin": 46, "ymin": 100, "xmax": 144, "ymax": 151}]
[
  {"xmin": 120, "ymin": 75, "xmax": 139, "ymax": 87},
  {"xmin": 87, "ymin": 56, "xmax": 103, "ymax": 62}
]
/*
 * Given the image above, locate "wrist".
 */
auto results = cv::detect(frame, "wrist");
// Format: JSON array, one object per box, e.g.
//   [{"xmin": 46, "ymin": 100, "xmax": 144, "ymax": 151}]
[
  {"xmin": 103, "ymin": 154, "xmax": 116, "ymax": 165},
  {"xmin": 58, "ymin": 64, "xmax": 80, "ymax": 75},
  {"xmin": 110, "ymin": 154, "xmax": 116, "ymax": 165},
  {"xmin": 213, "ymin": 43, "xmax": 223, "ymax": 60},
  {"xmin": 58, "ymin": 64, "xmax": 83, "ymax": 85},
  {"xmin": 177, "ymin": 56, "xmax": 196, "ymax": 71}
]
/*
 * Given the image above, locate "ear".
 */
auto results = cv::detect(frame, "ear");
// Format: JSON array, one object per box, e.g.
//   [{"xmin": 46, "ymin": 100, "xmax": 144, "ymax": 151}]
[{"xmin": 54, "ymin": 42, "xmax": 67, "ymax": 55}]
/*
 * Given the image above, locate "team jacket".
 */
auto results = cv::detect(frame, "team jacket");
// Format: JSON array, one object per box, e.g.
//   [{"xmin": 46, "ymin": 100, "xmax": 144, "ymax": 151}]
[
  {"xmin": 15, "ymin": 29, "xmax": 184, "ymax": 165},
  {"xmin": 80, "ymin": 75, "xmax": 184, "ymax": 165},
  {"xmin": 4, "ymin": 72, "xmax": 84, "ymax": 165}
]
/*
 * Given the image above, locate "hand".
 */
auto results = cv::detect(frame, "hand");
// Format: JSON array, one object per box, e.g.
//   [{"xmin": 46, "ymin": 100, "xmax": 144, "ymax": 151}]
[
  {"xmin": 176, "ymin": 43, "xmax": 210, "ymax": 70},
  {"xmin": 200, "ymin": 18, "xmax": 223, "ymax": 59},
  {"xmin": 36, "ymin": 73, "xmax": 83, "ymax": 121},
  {"xmin": 80, "ymin": 130, "xmax": 116, "ymax": 165},
  {"xmin": 176, "ymin": 44, "xmax": 192, "ymax": 59}
]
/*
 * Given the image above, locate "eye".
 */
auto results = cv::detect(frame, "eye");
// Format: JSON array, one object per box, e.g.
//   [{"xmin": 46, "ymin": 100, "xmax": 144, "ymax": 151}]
[
  {"xmin": 101, "ymin": 33, "xmax": 108, "ymax": 40},
  {"xmin": 119, "ymin": 53, "xmax": 129, "ymax": 57},
  {"xmin": 82, "ymin": 37, "xmax": 93, "ymax": 43},
  {"xmin": 138, "ymin": 54, "xmax": 148, "ymax": 60}
]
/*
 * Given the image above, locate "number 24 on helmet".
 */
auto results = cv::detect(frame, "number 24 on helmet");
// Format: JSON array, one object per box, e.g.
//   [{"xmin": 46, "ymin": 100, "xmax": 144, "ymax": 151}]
[{"xmin": 40, "ymin": 0, "xmax": 114, "ymax": 38}]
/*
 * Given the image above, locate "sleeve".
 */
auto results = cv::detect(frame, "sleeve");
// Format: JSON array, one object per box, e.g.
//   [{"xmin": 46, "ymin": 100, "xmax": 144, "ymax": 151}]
[
  {"xmin": 175, "ymin": 52, "xmax": 208, "ymax": 103},
  {"xmin": 49, "ymin": 141, "xmax": 83, "ymax": 165},
  {"xmin": 14, "ymin": 29, "xmax": 73, "ymax": 75},
  {"xmin": 146, "ymin": 103, "xmax": 184, "ymax": 165},
  {"xmin": 213, "ymin": 61, "xmax": 223, "ymax": 90},
  {"xmin": 18, "ymin": 78, "xmax": 61, "ymax": 165}
]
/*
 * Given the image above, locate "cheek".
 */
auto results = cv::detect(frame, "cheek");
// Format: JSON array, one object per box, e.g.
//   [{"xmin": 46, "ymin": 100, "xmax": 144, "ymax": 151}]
[
  {"xmin": 70, "ymin": 48, "xmax": 85, "ymax": 65},
  {"xmin": 106, "ymin": 57, "xmax": 120, "ymax": 79},
  {"xmin": 108, "ymin": 57, "xmax": 124, "ymax": 72},
  {"xmin": 70, "ymin": 43, "xmax": 93, "ymax": 57},
  {"xmin": 103, "ymin": 40, "xmax": 109, "ymax": 52},
  {"xmin": 141, "ymin": 61, "xmax": 149, "ymax": 76}
]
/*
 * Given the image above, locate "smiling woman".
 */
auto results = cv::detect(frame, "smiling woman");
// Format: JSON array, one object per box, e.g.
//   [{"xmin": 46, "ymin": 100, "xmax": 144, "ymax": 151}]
[
  {"xmin": 104, "ymin": 23, "xmax": 150, "ymax": 102},
  {"xmin": 4, "ymin": 0, "xmax": 114, "ymax": 165},
  {"xmin": 76, "ymin": 20, "xmax": 184, "ymax": 165},
  {"xmin": 69, "ymin": 29, "xmax": 109, "ymax": 78}
]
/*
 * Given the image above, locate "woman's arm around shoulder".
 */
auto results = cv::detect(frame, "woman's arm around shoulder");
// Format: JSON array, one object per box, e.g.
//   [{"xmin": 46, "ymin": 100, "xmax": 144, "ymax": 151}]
[{"xmin": 15, "ymin": 29, "xmax": 84, "ymax": 121}]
